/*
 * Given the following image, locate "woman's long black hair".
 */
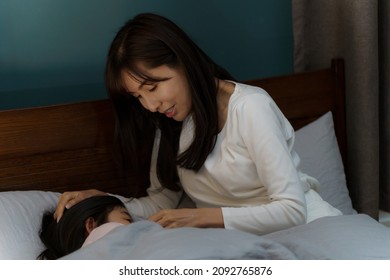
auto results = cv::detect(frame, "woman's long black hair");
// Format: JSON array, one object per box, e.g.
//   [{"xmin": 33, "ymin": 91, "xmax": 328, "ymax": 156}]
[
  {"xmin": 37, "ymin": 196, "xmax": 127, "ymax": 260},
  {"xmin": 105, "ymin": 13, "xmax": 235, "ymax": 193}
]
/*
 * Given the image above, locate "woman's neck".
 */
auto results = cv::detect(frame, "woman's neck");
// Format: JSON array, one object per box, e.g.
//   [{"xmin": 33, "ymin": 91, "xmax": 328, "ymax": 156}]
[{"xmin": 216, "ymin": 79, "xmax": 235, "ymax": 132}]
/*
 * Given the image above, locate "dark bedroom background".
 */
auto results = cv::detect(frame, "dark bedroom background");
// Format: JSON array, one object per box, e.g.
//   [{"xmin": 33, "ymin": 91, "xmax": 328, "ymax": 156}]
[{"xmin": 0, "ymin": 0, "xmax": 293, "ymax": 110}]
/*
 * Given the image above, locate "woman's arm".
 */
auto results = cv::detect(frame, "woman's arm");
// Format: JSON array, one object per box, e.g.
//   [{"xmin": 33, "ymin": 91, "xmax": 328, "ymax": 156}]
[
  {"xmin": 148, "ymin": 207, "xmax": 224, "ymax": 228},
  {"xmin": 119, "ymin": 186, "xmax": 183, "ymax": 219},
  {"xmin": 221, "ymin": 91, "xmax": 307, "ymax": 235}
]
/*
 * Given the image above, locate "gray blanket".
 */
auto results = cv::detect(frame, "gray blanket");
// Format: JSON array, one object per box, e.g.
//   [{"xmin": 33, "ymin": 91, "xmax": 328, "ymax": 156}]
[
  {"xmin": 62, "ymin": 220, "xmax": 297, "ymax": 260},
  {"xmin": 62, "ymin": 214, "xmax": 390, "ymax": 260},
  {"xmin": 264, "ymin": 214, "xmax": 390, "ymax": 259}
]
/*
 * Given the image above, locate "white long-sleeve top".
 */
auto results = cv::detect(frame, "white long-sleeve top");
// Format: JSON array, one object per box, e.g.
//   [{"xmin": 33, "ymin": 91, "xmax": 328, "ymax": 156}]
[{"xmin": 123, "ymin": 82, "xmax": 322, "ymax": 235}]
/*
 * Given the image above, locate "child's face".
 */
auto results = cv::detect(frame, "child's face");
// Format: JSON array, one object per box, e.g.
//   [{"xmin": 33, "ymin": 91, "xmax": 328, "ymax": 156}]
[{"xmin": 106, "ymin": 206, "xmax": 132, "ymax": 225}]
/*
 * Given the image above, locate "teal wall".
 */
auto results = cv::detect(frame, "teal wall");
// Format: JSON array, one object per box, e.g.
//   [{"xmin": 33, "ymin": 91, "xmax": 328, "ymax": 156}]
[{"xmin": 0, "ymin": 0, "xmax": 293, "ymax": 110}]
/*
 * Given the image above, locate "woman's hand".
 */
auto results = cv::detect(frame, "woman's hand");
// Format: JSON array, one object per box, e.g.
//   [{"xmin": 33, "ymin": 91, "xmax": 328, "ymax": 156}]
[
  {"xmin": 148, "ymin": 208, "xmax": 224, "ymax": 229},
  {"xmin": 53, "ymin": 189, "xmax": 107, "ymax": 222}
]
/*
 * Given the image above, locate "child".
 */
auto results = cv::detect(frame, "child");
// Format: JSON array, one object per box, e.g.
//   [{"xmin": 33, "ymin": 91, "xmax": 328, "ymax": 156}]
[{"xmin": 38, "ymin": 196, "xmax": 132, "ymax": 259}]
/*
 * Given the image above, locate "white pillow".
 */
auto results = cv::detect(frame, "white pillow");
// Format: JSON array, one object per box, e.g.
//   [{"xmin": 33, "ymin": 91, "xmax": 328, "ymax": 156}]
[
  {"xmin": 0, "ymin": 191, "xmax": 59, "ymax": 259},
  {"xmin": 294, "ymin": 111, "xmax": 355, "ymax": 215}
]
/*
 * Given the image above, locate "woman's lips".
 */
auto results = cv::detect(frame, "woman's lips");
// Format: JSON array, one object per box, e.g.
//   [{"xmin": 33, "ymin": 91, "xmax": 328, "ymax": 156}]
[{"xmin": 164, "ymin": 105, "xmax": 176, "ymax": 118}]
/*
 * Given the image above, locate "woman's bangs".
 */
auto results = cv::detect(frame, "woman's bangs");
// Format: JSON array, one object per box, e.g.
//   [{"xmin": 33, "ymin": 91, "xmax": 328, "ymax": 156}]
[{"xmin": 127, "ymin": 65, "xmax": 164, "ymax": 84}]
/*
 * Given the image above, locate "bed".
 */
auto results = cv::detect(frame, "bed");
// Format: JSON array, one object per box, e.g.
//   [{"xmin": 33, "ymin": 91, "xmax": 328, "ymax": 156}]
[{"xmin": 1, "ymin": 58, "xmax": 389, "ymax": 260}]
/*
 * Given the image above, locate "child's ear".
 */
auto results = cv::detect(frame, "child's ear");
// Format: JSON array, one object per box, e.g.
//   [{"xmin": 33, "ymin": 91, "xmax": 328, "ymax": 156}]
[{"xmin": 85, "ymin": 217, "xmax": 97, "ymax": 235}]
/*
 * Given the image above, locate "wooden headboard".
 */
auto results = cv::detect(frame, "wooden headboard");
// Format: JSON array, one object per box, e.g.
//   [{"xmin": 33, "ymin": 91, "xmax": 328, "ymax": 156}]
[{"xmin": 0, "ymin": 59, "xmax": 346, "ymax": 197}]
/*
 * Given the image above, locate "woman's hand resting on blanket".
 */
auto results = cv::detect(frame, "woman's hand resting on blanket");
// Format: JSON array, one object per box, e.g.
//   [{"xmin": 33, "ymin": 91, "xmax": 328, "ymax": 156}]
[
  {"xmin": 53, "ymin": 189, "xmax": 107, "ymax": 222},
  {"xmin": 148, "ymin": 208, "xmax": 225, "ymax": 229}
]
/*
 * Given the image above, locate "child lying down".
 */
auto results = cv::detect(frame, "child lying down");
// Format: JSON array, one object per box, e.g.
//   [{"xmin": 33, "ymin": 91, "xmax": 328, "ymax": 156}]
[
  {"xmin": 38, "ymin": 195, "xmax": 135, "ymax": 259},
  {"xmin": 38, "ymin": 195, "xmax": 297, "ymax": 260}
]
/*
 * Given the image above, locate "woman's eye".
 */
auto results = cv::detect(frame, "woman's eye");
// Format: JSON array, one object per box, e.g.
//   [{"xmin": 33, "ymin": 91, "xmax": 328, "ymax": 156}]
[{"xmin": 149, "ymin": 85, "xmax": 157, "ymax": 92}]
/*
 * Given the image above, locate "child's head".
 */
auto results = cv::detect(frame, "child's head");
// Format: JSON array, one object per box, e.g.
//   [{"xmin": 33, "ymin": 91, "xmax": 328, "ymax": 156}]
[{"xmin": 38, "ymin": 195, "xmax": 132, "ymax": 260}]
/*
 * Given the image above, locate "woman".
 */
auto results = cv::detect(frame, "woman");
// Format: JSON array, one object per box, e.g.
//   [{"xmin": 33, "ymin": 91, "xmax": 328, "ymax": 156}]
[
  {"xmin": 39, "ymin": 196, "xmax": 133, "ymax": 259},
  {"xmin": 54, "ymin": 13, "xmax": 341, "ymax": 235}
]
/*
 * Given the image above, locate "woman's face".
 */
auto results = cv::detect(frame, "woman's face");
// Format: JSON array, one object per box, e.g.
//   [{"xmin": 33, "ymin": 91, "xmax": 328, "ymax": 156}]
[
  {"xmin": 106, "ymin": 206, "xmax": 132, "ymax": 225},
  {"xmin": 121, "ymin": 62, "xmax": 192, "ymax": 121}
]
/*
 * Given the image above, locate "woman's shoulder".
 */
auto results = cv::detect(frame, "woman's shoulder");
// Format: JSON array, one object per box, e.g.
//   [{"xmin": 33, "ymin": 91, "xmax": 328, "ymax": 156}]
[
  {"xmin": 229, "ymin": 82, "xmax": 275, "ymax": 112},
  {"xmin": 227, "ymin": 82, "xmax": 291, "ymax": 133}
]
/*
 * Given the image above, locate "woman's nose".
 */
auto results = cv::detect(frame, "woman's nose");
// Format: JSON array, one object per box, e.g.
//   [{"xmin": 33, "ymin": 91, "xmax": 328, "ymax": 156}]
[{"xmin": 141, "ymin": 95, "xmax": 160, "ymax": 112}]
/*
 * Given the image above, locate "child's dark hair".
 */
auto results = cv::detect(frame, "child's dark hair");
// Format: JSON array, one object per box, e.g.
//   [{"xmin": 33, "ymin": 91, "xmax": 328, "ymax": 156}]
[{"xmin": 37, "ymin": 195, "xmax": 126, "ymax": 260}]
